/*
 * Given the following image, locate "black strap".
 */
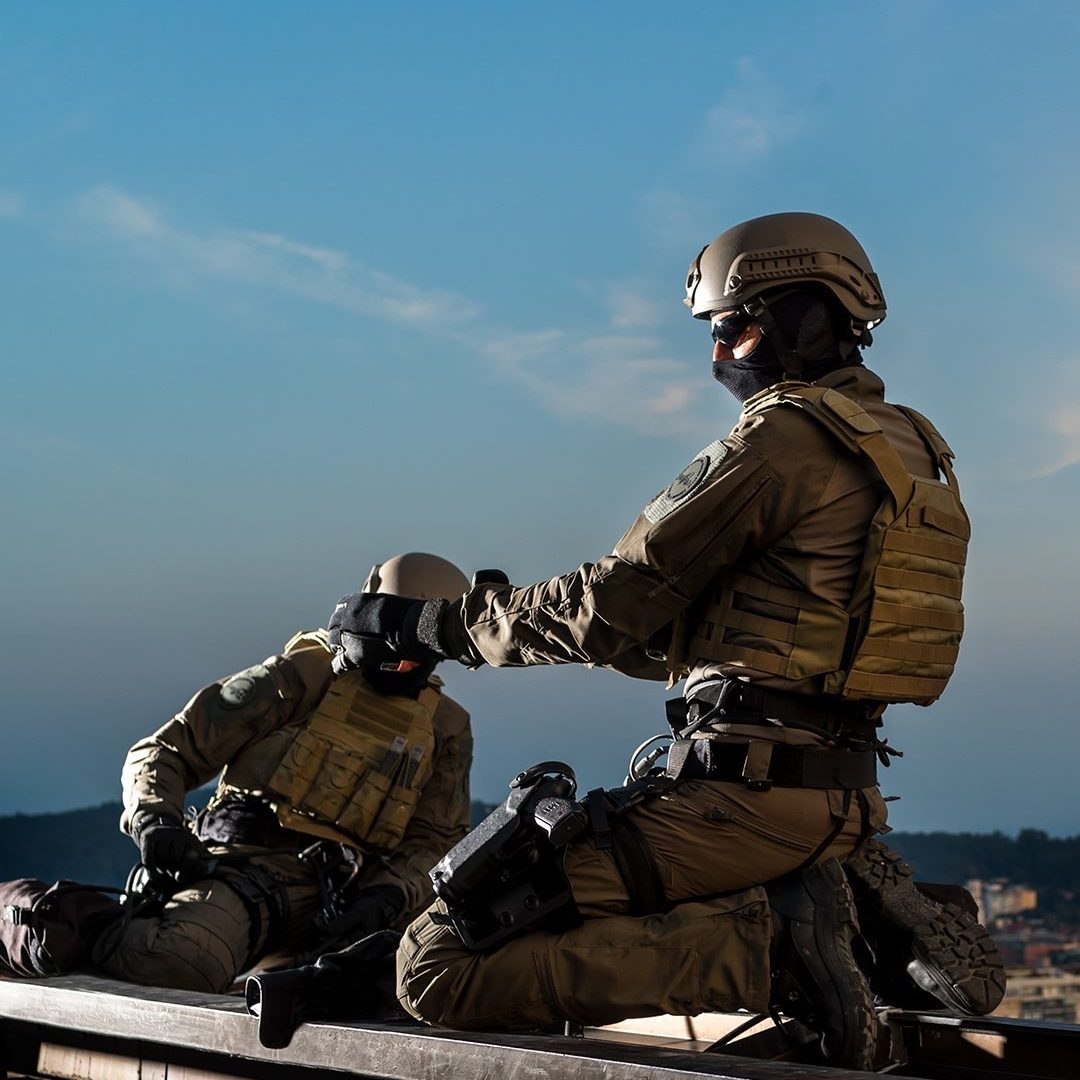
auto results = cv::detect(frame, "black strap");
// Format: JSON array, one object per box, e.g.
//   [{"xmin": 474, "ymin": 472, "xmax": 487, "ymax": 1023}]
[
  {"xmin": 665, "ymin": 696, "xmax": 690, "ymax": 731},
  {"xmin": 609, "ymin": 818, "xmax": 666, "ymax": 916},
  {"xmin": 585, "ymin": 788, "xmax": 612, "ymax": 852},
  {"xmin": 219, "ymin": 863, "xmax": 291, "ymax": 964},
  {"xmin": 664, "ymin": 739, "xmax": 696, "ymax": 781},
  {"xmin": 853, "ymin": 788, "xmax": 875, "ymax": 853},
  {"xmin": 582, "ymin": 780, "xmax": 672, "ymax": 916},
  {"xmin": 666, "ymin": 739, "xmax": 877, "ymax": 790}
]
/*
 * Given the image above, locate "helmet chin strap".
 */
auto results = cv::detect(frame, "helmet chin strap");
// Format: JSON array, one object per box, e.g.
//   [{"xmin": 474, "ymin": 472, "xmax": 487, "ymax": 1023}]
[{"xmin": 746, "ymin": 295, "xmax": 805, "ymax": 380}]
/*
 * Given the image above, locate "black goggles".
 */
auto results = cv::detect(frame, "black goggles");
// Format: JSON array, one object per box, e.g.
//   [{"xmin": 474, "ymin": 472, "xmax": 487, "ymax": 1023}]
[{"xmin": 709, "ymin": 310, "xmax": 754, "ymax": 347}]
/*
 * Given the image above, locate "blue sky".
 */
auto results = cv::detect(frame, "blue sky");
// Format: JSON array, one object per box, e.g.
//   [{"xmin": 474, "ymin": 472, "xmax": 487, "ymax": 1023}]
[{"xmin": 2, "ymin": 2, "xmax": 1079, "ymax": 834}]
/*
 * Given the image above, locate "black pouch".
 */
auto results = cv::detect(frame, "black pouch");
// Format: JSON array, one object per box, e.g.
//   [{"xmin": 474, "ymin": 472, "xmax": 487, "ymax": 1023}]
[
  {"xmin": 197, "ymin": 794, "xmax": 287, "ymax": 846},
  {"xmin": 0, "ymin": 878, "xmax": 122, "ymax": 977}
]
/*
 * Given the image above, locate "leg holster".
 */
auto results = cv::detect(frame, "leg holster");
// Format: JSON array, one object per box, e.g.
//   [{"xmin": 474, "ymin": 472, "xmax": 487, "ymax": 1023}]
[
  {"xmin": 430, "ymin": 762, "xmax": 587, "ymax": 950},
  {"xmin": 430, "ymin": 765, "xmax": 675, "ymax": 951}
]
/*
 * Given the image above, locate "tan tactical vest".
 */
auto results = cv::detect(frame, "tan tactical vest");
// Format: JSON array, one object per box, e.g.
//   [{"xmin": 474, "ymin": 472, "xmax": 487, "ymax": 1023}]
[
  {"xmin": 687, "ymin": 385, "xmax": 969, "ymax": 706},
  {"xmin": 220, "ymin": 634, "xmax": 440, "ymax": 852}
]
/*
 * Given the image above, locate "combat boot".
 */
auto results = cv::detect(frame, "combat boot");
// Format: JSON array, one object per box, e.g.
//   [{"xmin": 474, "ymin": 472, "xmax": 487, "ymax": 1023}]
[
  {"xmin": 844, "ymin": 839, "xmax": 1006, "ymax": 1015},
  {"xmin": 766, "ymin": 858, "xmax": 878, "ymax": 1071}
]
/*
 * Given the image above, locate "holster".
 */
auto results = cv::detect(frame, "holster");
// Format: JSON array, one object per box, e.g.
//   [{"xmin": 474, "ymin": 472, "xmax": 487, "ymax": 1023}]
[{"xmin": 430, "ymin": 762, "xmax": 587, "ymax": 950}]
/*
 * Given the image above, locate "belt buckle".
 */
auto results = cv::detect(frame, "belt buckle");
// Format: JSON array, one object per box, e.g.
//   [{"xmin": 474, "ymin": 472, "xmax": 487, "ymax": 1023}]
[{"xmin": 740, "ymin": 742, "xmax": 774, "ymax": 792}]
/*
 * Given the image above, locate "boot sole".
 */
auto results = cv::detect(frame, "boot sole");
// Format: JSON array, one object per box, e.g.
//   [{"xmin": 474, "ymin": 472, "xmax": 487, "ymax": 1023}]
[{"xmin": 846, "ymin": 841, "xmax": 1006, "ymax": 1015}]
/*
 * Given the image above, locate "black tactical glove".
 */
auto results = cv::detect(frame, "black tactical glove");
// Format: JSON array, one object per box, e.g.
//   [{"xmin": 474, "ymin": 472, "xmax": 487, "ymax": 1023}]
[
  {"xmin": 311, "ymin": 885, "xmax": 405, "ymax": 954},
  {"xmin": 327, "ymin": 593, "xmax": 449, "ymax": 675},
  {"xmin": 132, "ymin": 814, "xmax": 208, "ymax": 877}
]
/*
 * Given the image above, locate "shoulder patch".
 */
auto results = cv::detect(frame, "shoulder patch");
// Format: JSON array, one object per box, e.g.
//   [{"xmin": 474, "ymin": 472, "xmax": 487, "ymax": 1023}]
[
  {"xmin": 643, "ymin": 440, "xmax": 729, "ymax": 524},
  {"xmin": 219, "ymin": 665, "xmax": 267, "ymax": 710}
]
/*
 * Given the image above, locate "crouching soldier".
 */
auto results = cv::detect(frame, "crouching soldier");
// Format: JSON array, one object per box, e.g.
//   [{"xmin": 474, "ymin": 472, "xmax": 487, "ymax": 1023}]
[{"xmin": 0, "ymin": 553, "xmax": 473, "ymax": 995}]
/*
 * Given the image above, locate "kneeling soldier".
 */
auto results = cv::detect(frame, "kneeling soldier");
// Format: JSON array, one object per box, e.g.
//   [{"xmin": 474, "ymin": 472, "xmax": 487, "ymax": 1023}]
[{"xmin": 327, "ymin": 216, "xmax": 1005, "ymax": 1070}]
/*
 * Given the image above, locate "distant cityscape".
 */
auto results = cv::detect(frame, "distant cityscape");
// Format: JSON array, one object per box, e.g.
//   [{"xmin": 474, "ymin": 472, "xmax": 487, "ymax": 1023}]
[{"xmin": 969, "ymin": 878, "xmax": 1080, "ymax": 1023}]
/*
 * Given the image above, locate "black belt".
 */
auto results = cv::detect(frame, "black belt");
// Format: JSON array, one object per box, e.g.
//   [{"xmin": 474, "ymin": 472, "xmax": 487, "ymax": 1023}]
[
  {"xmin": 666, "ymin": 738, "xmax": 877, "ymax": 791},
  {"xmin": 683, "ymin": 679, "xmax": 881, "ymax": 736}
]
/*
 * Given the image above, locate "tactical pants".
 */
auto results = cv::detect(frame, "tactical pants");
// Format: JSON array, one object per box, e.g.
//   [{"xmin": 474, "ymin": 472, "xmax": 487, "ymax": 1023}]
[
  {"xmin": 398, "ymin": 779, "xmax": 886, "ymax": 1030},
  {"xmin": 98, "ymin": 849, "xmax": 321, "ymax": 994}
]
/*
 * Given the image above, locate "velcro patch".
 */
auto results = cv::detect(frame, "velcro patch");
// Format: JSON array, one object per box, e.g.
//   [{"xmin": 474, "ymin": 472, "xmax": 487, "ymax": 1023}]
[
  {"xmin": 218, "ymin": 665, "xmax": 267, "ymax": 710},
  {"xmin": 643, "ymin": 440, "xmax": 729, "ymax": 523}
]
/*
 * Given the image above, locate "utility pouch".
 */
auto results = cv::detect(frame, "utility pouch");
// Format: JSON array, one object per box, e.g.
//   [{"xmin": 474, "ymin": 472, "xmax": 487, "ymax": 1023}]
[
  {"xmin": 335, "ymin": 768, "xmax": 392, "ymax": 840},
  {"xmin": 430, "ymin": 761, "xmax": 587, "ymax": 950},
  {"xmin": 365, "ymin": 782, "xmax": 421, "ymax": 852}
]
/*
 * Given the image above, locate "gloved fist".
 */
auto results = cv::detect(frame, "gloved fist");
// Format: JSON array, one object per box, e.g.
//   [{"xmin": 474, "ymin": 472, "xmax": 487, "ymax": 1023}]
[
  {"xmin": 134, "ymin": 815, "xmax": 208, "ymax": 876},
  {"xmin": 327, "ymin": 593, "xmax": 447, "ymax": 675},
  {"xmin": 315, "ymin": 885, "xmax": 405, "ymax": 945}
]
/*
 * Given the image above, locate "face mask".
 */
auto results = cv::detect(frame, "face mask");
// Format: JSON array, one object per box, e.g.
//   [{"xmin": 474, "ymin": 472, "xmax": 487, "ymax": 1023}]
[
  {"xmin": 711, "ymin": 344, "xmax": 785, "ymax": 401},
  {"xmin": 362, "ymin": 661, "xmax": 437, "ymax": 698}
]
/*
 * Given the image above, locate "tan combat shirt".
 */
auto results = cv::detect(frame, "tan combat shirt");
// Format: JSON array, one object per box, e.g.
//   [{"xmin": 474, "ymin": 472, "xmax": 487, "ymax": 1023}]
[
  {"xmin": 449, "ymin": 366, "xmax": 937, "ymax": 700},
  {"xmin": 119, "ymin": 632, "xmax": 473, "ymax": 915}
]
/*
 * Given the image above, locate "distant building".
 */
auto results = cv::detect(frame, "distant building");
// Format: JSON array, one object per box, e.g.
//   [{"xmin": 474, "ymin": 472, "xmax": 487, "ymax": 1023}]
[
  {"xmin": 968, "ymin": 878, "xmax": 1038, "ymax": 923},
  {"xmin": 996, "ymin": 968, "xmax": 1080, "ymax": 1024}
]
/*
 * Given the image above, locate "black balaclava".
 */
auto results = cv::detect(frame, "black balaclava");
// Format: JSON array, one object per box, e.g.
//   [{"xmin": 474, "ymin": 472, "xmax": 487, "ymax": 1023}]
[
  {"xmin": 362, "ymin": 659, "xmax": 437, "ymax": 699},
  {"xmin": 711, "ymin": 287, "xmax": 863, "ymax": 402}
]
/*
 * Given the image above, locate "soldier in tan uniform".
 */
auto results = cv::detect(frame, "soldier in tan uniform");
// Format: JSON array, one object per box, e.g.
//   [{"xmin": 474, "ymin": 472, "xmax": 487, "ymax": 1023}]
[
  {"xmin": 92, "ymin": 552, "xmax": 474, "ymax": 994},
  {"xmin": 327, "ymin": 215, "xmax": 1003, "ymax": 1069}
]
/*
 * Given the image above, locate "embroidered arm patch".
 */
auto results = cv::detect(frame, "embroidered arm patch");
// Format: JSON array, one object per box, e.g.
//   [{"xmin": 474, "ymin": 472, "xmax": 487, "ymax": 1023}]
[
  {"xmin": 643, "ymin": 440, "xmax": 729, "ymax": 524},
  {"xmin": 218, "ymin": 665, "xmax": 268, "ymax": 709}
]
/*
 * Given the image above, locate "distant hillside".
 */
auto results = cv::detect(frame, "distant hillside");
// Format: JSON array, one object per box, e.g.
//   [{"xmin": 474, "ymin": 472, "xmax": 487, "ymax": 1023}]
[
  {"xmin": 888, "ymin": 830, "xmax": 1080, "ymax": 917},
  {"xmin": 1, "ymin": 804, "xmax": 1075, "ymax": 913},
  {"xmin": 0, "ymin": 803, "xmax": 136, "ymax": 887}
]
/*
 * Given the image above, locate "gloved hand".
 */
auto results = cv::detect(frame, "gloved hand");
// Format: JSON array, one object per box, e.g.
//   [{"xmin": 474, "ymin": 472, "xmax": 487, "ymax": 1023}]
[
  {"xmin": 327, "ymin": 593, "xmax": 448, "ymax": 675},
  {"xmin": 133, "ymin": 814, "xmax": 208, "ymax": 877},
  {"xmin": 313, "ymin": 885, "xmax": 406, "ymax": 951}
]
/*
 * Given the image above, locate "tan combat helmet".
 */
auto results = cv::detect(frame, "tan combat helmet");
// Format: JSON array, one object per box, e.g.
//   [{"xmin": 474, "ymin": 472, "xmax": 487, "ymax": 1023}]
[
  {"xmin": 684, "ymin": 212, "xmax": 887, "ymax": 333},
  {"xmin": 362, "ymin": 552, "xmax": 469, "ymax": 601}
]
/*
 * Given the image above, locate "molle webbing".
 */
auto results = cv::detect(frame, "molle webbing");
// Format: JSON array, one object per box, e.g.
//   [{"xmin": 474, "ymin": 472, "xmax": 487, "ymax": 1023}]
[
  {"xmin": 688, "ymin": 572, "xmax": 849, "ymax": 681},
  {"xmin": 820, "ymin": 395, "xmax": 968, "ymax": 704},
  {"xmin": 689, "ymin": 385, "xmax": 968, "ymax": 706},
  {"xmin": 264, "ymin": 676, "xmax": 438, "ymax": 852}
]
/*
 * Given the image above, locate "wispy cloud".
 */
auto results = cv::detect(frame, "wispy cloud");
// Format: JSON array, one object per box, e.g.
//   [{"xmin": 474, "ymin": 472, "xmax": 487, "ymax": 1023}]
[
  {"xmin": 0, "ymin": 191, "xmax": 25, "ymax": 218},
  {"xmin": 640, "ymin": 60, "xmax": 807, "ymax": 252},
  {"xmin": 1033, "ymin": 402, "xmax": 1080, "ymax": 478},
  {"xmin": 476, "ymin": 326, "xmax": 711, "ymax": 434},
  {"xmin": 696, "ymin": 58, "xmax": 807, "ymax": 161},
  {"xmin": 604, "ymin": 282, "xmax": 665, "ymax": 331},
  {"xmin": 74, "ymin": 184, "xmax": 479, "ymax": 326},
  {"xmin": 68, "ymin": 184, "xmax": 710, "ymax": 435}
]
